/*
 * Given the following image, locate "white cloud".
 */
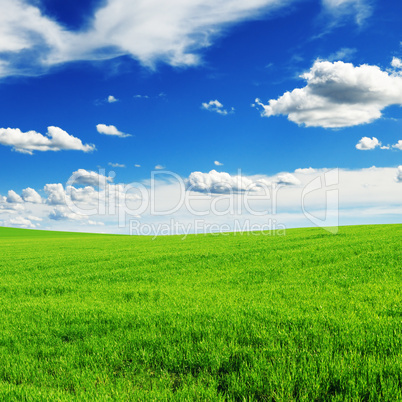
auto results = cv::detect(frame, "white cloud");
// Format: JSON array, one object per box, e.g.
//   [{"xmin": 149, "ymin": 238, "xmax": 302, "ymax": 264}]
[
  {"xmin": 356, "ymin": 136, "xmax": 381, "ymax": 150},
  {"xmin": 22, "ymin": 187, "xmax": 42, "ymax": 203},
  {"xmin": 327, "ymin": 47, "xmax": 356, "ymax": 62},
  {"xmin": 187, "ymin": 170, "xmax": 260, "ymax": 194},
  {"xmin": 392, "ymin": 140, "xmax": 402, "ymax": 150},
  {"xmin": 69, "ymin": 169, "xmax": 113, "ymax": 187},
  {"xmin": 9, "ymin": 216, "xmax": 36, "ymax": 228},
  {"xmin": 0, "ymin": 126, "xmax": 95, "ymax": 154},
  {"xmin": 0, "ymin": 0, "xmax": 303, "ymax": 77},
  {"xmin": 107, "ymin": 95, "xmax": 118, "ymax": 103},
  {"xmin": 6, "ymin": 190, "xmax": 23, "ymax": 203},
  {"xmin": 294, "ymin": 167, "xmax": 317, "ymax": 174},
  {"xmin": 109, "ymin": 162, "xmax": 126, "ymax": 168},
  {"xmin": 155, "ymin": 165, "xmax": 165, "ymax": 170},
  {"xmin": 134, "ymin": 164, "xmax": 141, "ymax": 168},
  {"xmin": 49, "ymin": 207, "xmax": 85, "ymax": 221},
  {"xmin": 276, "ymin": 173, "xmax": 301, "ymax": 186},
  {"xmin": 134, "ymin": 95, "xmax": 150, "ymax": 99},
  {"xmin": 187, "ymin": 170, "xmax": 302, "ymax": 194},
  {"xmin": 391, "ymin": 57, "xmax": 402, "ymax": 69},
  {"xmin": 322, "ymin": 0, "xmax": 372, "ymax": 25},
  {"xmin": 28, "ymin": 215, "xmax": 42, "ymax": 222},
  {"xmin": 202, "ymin": 100, "xmax": 234, "ymax": 115},
  {"xmin": 96, "ymin": 124, "xmax": 131, "ymax": 138},
  {"xmin": 255, "ymin": 61, "xmax": 402, "ymax": 128},
  {"xmin": 396, "ymin": 166, "xmax": 402, "ymax": 183},
  {"xmin": 214, "ymin": 161, "xmax": 224, "ymax": 166},
  {"xmin": 44, "ymin": 183, "xmax": 67, "ymax": 205}
]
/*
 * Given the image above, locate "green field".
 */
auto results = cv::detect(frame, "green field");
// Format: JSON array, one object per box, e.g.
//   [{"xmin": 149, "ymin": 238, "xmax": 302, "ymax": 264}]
[{"xmin": 0, "ymin": 224, "xmax": 401, "ymax": 400}]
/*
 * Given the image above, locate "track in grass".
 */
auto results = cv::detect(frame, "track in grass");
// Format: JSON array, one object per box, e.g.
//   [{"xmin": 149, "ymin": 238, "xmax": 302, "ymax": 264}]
[{"xmin": 0, "ymin": 224, "xmax": 401, "ymax": 400}]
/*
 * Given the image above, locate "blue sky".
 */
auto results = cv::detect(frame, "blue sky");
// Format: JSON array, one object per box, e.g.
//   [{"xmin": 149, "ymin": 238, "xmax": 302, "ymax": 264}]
[{"xmin": 0, "ymin": 0, "xmax": 401, "ymax": 233}]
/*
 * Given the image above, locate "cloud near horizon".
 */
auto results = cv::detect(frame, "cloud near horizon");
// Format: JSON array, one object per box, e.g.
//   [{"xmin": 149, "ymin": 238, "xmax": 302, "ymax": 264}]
[{"xmin": 255, "ymin": 60, "xmax": 402, "ymax": 128}]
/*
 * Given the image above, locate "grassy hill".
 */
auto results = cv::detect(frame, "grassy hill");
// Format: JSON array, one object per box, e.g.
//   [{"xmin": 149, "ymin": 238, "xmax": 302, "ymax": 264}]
[{"xmin": 0, "ymin": 224, "xmax": 401, "ymax": 400}]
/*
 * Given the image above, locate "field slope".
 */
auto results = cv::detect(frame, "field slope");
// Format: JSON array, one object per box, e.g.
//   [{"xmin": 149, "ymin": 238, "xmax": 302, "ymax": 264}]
[{"xmin": 0, "ymin": 224, "xmax": 401, "ymax": 400}]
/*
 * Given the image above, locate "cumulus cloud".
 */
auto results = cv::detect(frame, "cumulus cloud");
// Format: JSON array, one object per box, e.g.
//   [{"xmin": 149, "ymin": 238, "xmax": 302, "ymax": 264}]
[
  {"xmin": 6, "ymin": 190, "xmax": 23, "ymax": 203},
  {"xmin": 186, "ymin": 170, "xmax": 302, "ymax": 194},
  {"xmin": 356, "ymin": 136, "xmax": 381, "ymax": 150},
  {"xmin": 69, "ymin": 169, "xmax": 113, "ymax": 187},
  {"xmin": 396, "ymin": 166, "xmax": 402, "ymax": 183},
  {"xmin": 214, "ymin": 161, "xmax": 224, "ymax": 166},
  {"xmin": 22, "ymin": 187, "xmax": 42, "ymax": 203},
  {"xmin": 276, "ymin": 173, "xmax": 301, "ymax": 186},
  {"xmin": 155, "ymin": 165, "xmax": 165, "ymax": 170},
  {"xmin": 96, "ymin": 124, "xmax": 131, "ymax": 138},
  {"xmin": 44, "ymin": 183, "xmax": 67, "ymax": 205},
  {"xmin": 107, "ymin": 95, "xmax": 118, "ymax": 103},
  {"xmin": 187, "ymin": 170, "xmax": 260, "ymax": 194},
  {"xmin": 295, "ymin": 167, "xmax": 317, "ymax": 174},
  {"xmin": 0, "ymin": 126, "xmax": 95, "ymax": 154},
  {"xmin": 255, "ymin": 60, "xmax": 402, "ymax": 128},
  {"xmin": 202, "ymin": 100, "xmax": 234, "ymax": 115},
  {"xmin": 134, "ymin": 164, "xmax": 141, "ymax": 168},
  {"xmin": 9, "ymin": 216, "xmax": 36, "ymax": 228},
  {"xmin": 49, "ymin": 207, "xmax": 84, "ymax": 221},
  {"xmin": 391, "ymin": 57, "xmax": 402, "ymax": 69},
  {"xmin": 392, "ymin": 140, "xmax": 402, "ymax": 150}
]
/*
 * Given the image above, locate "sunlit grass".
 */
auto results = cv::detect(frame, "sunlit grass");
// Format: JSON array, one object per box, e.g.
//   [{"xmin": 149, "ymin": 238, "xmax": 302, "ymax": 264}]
[{"xmin": 0, "ymin": 224, "xmax": 401, "ymax": 400}]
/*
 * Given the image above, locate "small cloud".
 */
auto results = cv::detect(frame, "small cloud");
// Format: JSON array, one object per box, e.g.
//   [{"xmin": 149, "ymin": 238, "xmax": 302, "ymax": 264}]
[
  {"xmin": 107, "ymin": 95, "xmax": 118, "ymax": 103},
  {"xmin": 96, "ymin": 124, "xmax": 131, "ymax": 138},
  {"xmin": 9, "ymin": 216, "xmax": 36, "ymax": 228},
  {"xmin": 294, "ymin": 167, "xmax": 317, "ymax": 174},
  {"xmin": 391, "ymin": 57, "xmax": 402, "ymax": 69},
  {"xmin": 69, "ymin": 169, "xmax": 113, "ymax": 187},
  {"xmin": 44, "ymin": 183, "xmax": 67, "ymax": 205},
  {"xmin": 356, "ymin": 137, "xmax": 381, "ymax": 150},
  {"xmin": 22, "ymin": 187, "xmax": 42, "ymax": 203},
  {"xmin": 108, "ymin": 162, "xmax": 125, "ymax": 168},
  {"xmin": 380, "ymin": 145, "xmax": 390, "ymax": 150},
  {"xmin": 327, "ymin": 47, "xmax": 356, "ymax": 62},
  {"xmin": 392, "ymin": 140, "xmax": 402, "ymax": 150},
  {"xmin": 134, "ymin": 164, "xmax": 141, "ymax": 168},
  {"xmin": 155, "ymin": 165, "xmax": 165, "ymax": 170},
  {"xmin": 6, "ymin": 190, "xmax": 23, "ymax": 203},
  {"xmin": 214, "ymin": 160, "xmax": 223, "ymax": 166},
  {"xmin": 201, "ymin": 100, "xmax": 234, "ymax": 115},
  {"xmin": 276, "ymin": 173, "xmax": 301, "ymax": 186},
  {"xmin": 134, "ymin": 94, "xmax": 150, "ymax": 99}
]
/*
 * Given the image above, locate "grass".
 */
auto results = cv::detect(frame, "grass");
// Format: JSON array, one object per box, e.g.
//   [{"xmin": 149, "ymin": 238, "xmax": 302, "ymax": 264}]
[{"xmin": 0, "ymin": 224, "xmax": 401, "ymax": 400}]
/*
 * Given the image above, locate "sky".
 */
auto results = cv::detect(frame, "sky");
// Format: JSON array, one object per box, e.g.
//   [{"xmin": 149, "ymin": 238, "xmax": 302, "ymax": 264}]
[{"xmin": 0, "ymin": 0, "xmax": 401, "ymax": 234}]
